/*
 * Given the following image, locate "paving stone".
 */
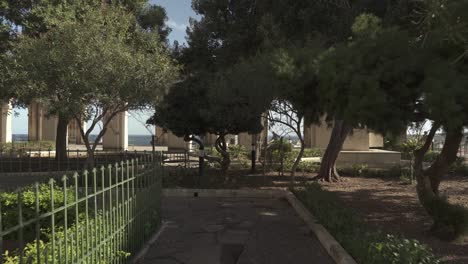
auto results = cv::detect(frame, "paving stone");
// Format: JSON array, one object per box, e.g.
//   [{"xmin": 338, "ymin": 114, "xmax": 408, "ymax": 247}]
[
  {"xmin": 237, "ymin": 221, "xmax": 254, "ymax": 229},
  {"xmin": 203, "ymin": 224, "xmax": 225, "ymax": 233},
  {"xmin": 141, "ymin": 197, "xmax": 334, "ymax": 264},
  {"xmin": 218, "ymin": 229, "xmax": 250, "ymax": 244}
]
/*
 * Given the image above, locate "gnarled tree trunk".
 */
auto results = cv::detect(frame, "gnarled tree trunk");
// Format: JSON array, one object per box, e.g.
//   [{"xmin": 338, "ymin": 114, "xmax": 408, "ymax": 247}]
[
  {"xmin": 415, "ymin": 127, "xmax": 463, "ymax": 199},
  {"xmin": 55, "ymin": 115, "xmax": 69, "ymax": 163},
  {"xmin": 291, "ymin": 136, "xmax": 305, "ymax": 187},
  {"xmin": 413, "ymin": 124, "xmax": 439, "ymax": 177},
  {"xmin": 215, "ymin": 134, "xmax": 230, "ymax": 176},
  {"xmin": 317, "ymin": 120, "xmax": 352, "ymax": 182},
  {"xmin": 414, "ymin": 126, "xmax": 465, "ymax": 239},
  {"xmin": 425, "ymin": 128, "xmax": 463, "ymax": 194}
]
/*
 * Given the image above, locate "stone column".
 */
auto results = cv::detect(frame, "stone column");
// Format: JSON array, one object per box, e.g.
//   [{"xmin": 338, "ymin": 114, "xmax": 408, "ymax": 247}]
[
  {"xmin": 155, "ymin": 126, "xmax": 168, "ymax": 146},
  {"xmin": 154, "ymin": 126, "xmax": 190, "ymax": 150},
  {"xmin": 237, "ymin": 133, "xmax": 251, "ymax": 148},
  {"xmin": 303, "ymin": 125, "xmax": 313, "ymax": 148},
  {"xmin": 0, "ymin": 102, "xmax": 12, "ymax": 143},
  {"xmin": 28, "ymin": 101, "xmax": 43, "ymax": 141},
  {"xmin": 68, "ymin": 119, "xmax": 86, "ymax": 145},
  {"xmin": 167, "ymin": 132, "xmax": 189, "ymax": 150},
  {"xmin": 28, "ymin": 101, "xmax": 59, "ymax": 142},
  {"xmin": 42, "ymin": 116, "xmax": 59, "ymax": 142},
  {"xmin": 303, "ymin": 116, "xmax": 313, "ymax": 148},
  {"xmin": 102, "ymin": 112, "xmax": 128, "ymax": 150},
  {"xmin": 204, "ymin": 133, "xmax": 217, "ymax": 147}
]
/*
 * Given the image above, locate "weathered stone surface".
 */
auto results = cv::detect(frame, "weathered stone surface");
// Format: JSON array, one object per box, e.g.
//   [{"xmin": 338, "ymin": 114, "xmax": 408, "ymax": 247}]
[{"xmin": 141, "ymin": 197, "xmax": 333, "ymax": 264}]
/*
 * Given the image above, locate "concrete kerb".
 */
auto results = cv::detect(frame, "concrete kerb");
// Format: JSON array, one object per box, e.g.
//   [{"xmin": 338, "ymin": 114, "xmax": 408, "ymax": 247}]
[
  {"xmin": 162, "ymin": 188, "xmax": 286, "ymax": 198},
  {"xmin": 284, "ymin": 192, "xmax": 357, "ymax": 264},
  {"xmin": 132, "ymin": 188, "xmax": 357, "ymax": 264}
]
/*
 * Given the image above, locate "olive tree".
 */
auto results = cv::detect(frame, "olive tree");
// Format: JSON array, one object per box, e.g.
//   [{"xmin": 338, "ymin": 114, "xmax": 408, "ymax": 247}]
[
  {"xmin": 409, "ymin": 0, "xmax": 468, "ymax": 238},
  {"xmin": 317, "ymin": 21, "xmax": 425, "ymax": 181},
  {"xmin": 319, "ymin": 11, "xmax": 468, "ymax": 238},
  {"xmin": 11, "ymin": 4, "xmax": 178, "ymax": 164},
  {"xmin": 151, "ymin": 72, "xmax": 264, "ymax": 176}
]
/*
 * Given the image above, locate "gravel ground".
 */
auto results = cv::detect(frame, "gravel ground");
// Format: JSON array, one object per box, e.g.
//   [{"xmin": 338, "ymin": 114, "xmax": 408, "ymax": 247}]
[{"xmin": 319, "ymin": 176, "xmax": 468, "ymax": 264}]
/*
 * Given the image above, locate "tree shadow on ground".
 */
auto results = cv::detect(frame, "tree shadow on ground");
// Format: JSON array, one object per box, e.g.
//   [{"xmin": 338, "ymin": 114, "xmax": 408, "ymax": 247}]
[{"xmin": 321, "ymin": 179, "xmax": 468, "ymax": 264}]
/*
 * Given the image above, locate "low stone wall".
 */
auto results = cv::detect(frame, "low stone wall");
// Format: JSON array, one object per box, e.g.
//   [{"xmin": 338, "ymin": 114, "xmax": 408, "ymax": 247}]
[{"xmin": 337, "ymin": 149, "xmax": 401, "ymax": 169}]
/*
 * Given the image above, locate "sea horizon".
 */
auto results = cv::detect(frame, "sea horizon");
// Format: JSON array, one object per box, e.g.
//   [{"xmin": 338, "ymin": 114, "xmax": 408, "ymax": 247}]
[{"xmin": 12, "ymin": 134, "xmax": 153, "ymax": 146}]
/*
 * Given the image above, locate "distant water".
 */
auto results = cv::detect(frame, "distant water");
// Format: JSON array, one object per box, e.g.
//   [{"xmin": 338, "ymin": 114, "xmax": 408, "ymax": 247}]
[
  {"xmin": 12, "ymin": 134, "xmax": 28, "ymax": 142},
  {"xmin": 13, "ymin": 134, "xmax": 152, "ymax": 146},
  {"xmin": 127, "ymin": 135, "xmax": 152, "ymax": 146}
]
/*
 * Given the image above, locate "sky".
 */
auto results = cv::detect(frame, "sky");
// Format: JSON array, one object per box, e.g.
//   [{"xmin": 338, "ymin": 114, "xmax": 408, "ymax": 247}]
[{"xmin": 12, "ymin": 0, "xmax": 195, "ymax": 136}]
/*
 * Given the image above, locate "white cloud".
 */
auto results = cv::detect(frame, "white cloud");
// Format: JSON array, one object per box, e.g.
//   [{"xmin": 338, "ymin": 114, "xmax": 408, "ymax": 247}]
[{"xmin": 167, "ymin": 19, "xmax": 187, "ymax": 31}]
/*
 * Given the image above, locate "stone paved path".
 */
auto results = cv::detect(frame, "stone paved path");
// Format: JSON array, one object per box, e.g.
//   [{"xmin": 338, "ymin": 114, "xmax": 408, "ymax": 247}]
[{"xmin": 141, "ymin": 197, "xmax": 334, "ymax": 264}]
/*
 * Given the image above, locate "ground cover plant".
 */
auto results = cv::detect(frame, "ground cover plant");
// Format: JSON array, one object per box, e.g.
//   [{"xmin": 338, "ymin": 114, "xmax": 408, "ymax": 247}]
[{"xmin": 295, "ymin": 183, "xmax": 441, "ymax": 264}]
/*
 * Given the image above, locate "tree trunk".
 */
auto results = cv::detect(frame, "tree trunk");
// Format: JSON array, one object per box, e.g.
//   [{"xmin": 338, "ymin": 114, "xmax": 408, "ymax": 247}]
[
  {"xmin": 55, "ymin": 115, "xmax": 69, "ymax": 163},
  {"xmin": 215, "ymin": 134, "xmax": 230, "ymax": 176},
  {"xmin": 290, "ymin": 115, "xmax": 305, "ymax": 187},
  {"xmin": 414, "ymin": 127, "xmax": 465, "ymax": 239},
  {"xmin": 291, "ymin": 138, "xmax": 305, "ymax": 187},
  {"xmin": 85, "ymin": 151, "xmax": 95, "ymax": 168},
  {"xmin": 414, "ymin": 124, "xmax": 440, "ymax": 182},
  {"xmin": 317, "ymin": 120, "xmax": 352, "ymax": 182},
  {"xmin": 425, "ymin": 128, "xmax": 463, "ymax": 194},
  {"xmin": 415, "ymin": 128, "xmax": 463, "ymax": 198},
  {"xmin": 81, "ymin": 135, "xmax": 95, "ymax": 169}
]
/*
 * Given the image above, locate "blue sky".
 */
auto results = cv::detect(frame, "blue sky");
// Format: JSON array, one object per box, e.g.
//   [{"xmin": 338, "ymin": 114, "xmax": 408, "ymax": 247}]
[
  {"xmin": 12, "ymin": 0, "xmax": 195, "ymax": 135},
  {"xmin": 152, "ymin": 0, "xmax": 196, "ymax": 45}
]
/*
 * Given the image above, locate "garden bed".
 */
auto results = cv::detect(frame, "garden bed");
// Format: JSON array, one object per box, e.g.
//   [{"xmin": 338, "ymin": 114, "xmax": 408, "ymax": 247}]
[{"xmin": 318, "ymin": 175, "xmax": 468, "ymax": 263}]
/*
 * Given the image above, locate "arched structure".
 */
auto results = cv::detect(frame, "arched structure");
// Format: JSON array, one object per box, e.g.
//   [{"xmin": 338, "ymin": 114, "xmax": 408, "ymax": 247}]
[
  {"xmin": 0, "ymin": 101, "xmax": 130, "ymax": 150},
  {"xmin": 27, "ymin": 101, "xmax": 86, "ymax": 145},
  {"xmin": 102, "ymin": 111, "xmax": 129, "ymax": 150}
]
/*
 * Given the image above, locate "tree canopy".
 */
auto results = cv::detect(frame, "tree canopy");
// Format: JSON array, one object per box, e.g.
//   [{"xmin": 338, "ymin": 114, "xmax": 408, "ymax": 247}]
[
  {"xmin": 317, "ymin": 22, "xmax": 426, "ymax": 135},
  {"xmin": 152, "ymin": 69, "xmax": 265, "ymax": 173},
  {"xmin": 9, "ymin": 3, "xmax": 178, "ymax": 162}
]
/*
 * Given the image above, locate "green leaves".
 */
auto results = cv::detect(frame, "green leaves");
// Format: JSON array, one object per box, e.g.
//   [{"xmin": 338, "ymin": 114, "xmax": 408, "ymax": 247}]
[
  {"xmin": 11, "ymin": 2, "xmax": 178, "ymax": 121},
  {"xmin": 351, "ymin": 14, "xmax": 382, "ymax": 38},
  {"xmin": 369, "ymin": 235, "xmax": 441, "ymax": 264},
  {"xmin": 317, "ymin": 28, "xmax": 425, "ymax": 134},
  {"xmin": 295, "ymin": 184, "xmax": 441, "ymax": 264}
]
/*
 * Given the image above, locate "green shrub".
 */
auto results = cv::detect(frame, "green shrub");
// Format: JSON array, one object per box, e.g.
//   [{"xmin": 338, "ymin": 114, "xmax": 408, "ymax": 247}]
[
  {"xmin": 267, "ymin": 139, "xmax": 293, "ymax": 153},
  {"xmin": 449, "ymin": 157, "xmax": 468, "ymax": 176},
  {"xmin": 424, "ymin": 151, "xmax": 440, "ymax": 163},
  {"xmin": 204, "ymin": 147, "xmax": 221, "ymax": 159},
  {"xmin": 294, "ymin": 183, "xmax": 440, "ymax": 263},
  {"xmin": 422, "ymin": 152, "xmax": 467, "ymax": 176},
  {"xmin": 0, "ymin": 141, "xmax": 55, "ymax": 152},
  {"xmin": 2, "ymin": 211, "xmax": 146, "ymax": 264},
  {"xmin": 266, "ymin": 147, "xmax": 321, "ymax": 173},
  {"xmin": 369, "ymin": 235, "xmax": 441, "ymax": 264},
  {"xmin": 296, "ymin": 161, "xmax": 320, "ymax": 173},
  {"xmin": 205, "ymin": 145, "xmax": 251, "ymax": 165},
  {"xmin": 338, "ymin": 165, "xmax": 402, "ymax": 178},
  {"xmin": 164, "ymin": 167, "xmax": 186, "ymax": 187},
  {"xmin": 425, "ymin": 195, "xmax": 468, "ymax": 240},
  {"xmin": 300, "ymin": 148, "xmax": 322, "ymax": 158},
  {"xmin": 228, "ymin": 145, "xmax": 249, "ymax": 160},
  {"xmin": 399, "ymin": 168, "xmax": 414, "ymax": 184},
  {"xmin": 0, "ymin": 184, "xmax": 76, "ymax": 240}
]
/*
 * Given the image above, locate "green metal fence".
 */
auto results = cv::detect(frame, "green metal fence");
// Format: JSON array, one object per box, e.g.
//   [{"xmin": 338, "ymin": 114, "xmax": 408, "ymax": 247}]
[
  {"xmin": 0, "ymin": 149, "xmax": 149, "ymax": 173},
  {"xmin": 0, "ymin": 152, "xmax": 163, "ymax": 263}
]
